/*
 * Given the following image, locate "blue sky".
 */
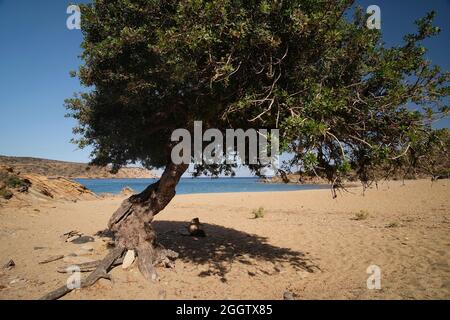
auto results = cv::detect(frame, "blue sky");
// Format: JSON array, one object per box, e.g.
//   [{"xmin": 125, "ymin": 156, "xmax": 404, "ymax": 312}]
[{"xmin": 0, "ymin": 1, "xmax": 449, "ymax": 174}]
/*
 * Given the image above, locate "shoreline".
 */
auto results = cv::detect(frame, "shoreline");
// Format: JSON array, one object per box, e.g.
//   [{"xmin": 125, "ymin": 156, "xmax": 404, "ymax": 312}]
[
  {"xmin": 74, "ymin": 179, "xmax": 332, "ymax": 196},
  {"xmin": 0, "ymin": 179, "xmax": 449, "ymax": 300}
]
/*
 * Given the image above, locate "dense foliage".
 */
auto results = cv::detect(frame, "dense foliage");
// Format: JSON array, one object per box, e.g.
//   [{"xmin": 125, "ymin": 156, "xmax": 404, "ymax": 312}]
[{"xmin": 66, "ymin": 0, "xmax": 449, "ymax": 185}]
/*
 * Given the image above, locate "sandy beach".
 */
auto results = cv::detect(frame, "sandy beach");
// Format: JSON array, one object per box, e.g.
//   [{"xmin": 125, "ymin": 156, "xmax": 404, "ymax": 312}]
[{"xmin": 0, "ymin": 179, "xmax": 449, "ymax": 300}]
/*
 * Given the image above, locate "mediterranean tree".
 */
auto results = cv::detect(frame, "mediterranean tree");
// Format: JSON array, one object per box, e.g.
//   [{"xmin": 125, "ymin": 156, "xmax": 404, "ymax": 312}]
[{"xmin": 59, "ymin": 0, "xmax": 448, "ymax": 293}]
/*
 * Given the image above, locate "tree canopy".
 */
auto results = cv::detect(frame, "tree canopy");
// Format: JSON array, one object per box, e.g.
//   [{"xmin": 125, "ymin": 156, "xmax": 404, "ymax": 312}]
[{"xmin": 66, "ymin": 0, "xmax": 450, "ymax": 185}]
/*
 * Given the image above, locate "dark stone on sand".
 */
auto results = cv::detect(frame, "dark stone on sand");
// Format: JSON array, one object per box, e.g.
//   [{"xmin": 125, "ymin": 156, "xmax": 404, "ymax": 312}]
[{"xmin": 71, "ymin": 236, "xmax": 95, "ymax": 244}]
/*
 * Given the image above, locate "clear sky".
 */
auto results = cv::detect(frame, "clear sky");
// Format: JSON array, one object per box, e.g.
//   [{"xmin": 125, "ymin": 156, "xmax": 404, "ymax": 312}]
[{"xmin": 0, "ymin": 1, "xmax": 449, "ymax": 172}]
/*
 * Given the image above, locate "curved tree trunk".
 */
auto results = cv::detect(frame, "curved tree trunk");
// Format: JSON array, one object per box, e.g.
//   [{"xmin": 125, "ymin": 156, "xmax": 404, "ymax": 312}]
[
  {"xmin": 108, "ymin": 162, "xmax": 188, "ymax": 281},
  {"xmin": 40, "ymin": 162, "xmax": 188, "ymax": 299}
]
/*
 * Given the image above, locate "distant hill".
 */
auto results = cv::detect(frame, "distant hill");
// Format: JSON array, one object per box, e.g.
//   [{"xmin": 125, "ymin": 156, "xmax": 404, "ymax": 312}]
[{"xmin": 0, "ymin": 155, "xmax": 159, "ymax": 179}]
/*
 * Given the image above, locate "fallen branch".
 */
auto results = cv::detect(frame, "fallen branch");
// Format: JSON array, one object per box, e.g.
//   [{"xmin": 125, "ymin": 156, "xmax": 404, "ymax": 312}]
[
  {"xmin": 39, "ymin": 255, "xmax": 64, "ymax": 264},
  {"xmin": 56, "ymin": 256, "xmax": 125, "ymax": 273},
  {"xmin": 39, "ymin": 246, "xmax": 125, "ymax": 300},
  {"xmin": 39, "ymin": 240, "xmax": 179, "ymax": 300},
  {"xmin": 60, "ymin": 230, "xmax": 83, "ymax": 242}
]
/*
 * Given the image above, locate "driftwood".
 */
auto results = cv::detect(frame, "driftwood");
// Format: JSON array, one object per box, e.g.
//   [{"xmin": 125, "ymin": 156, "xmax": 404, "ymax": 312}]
[
  {"xmin": 39, "ymin": 244, "xmax": 178, "ymax": 300},
  {"xmin": 39, "ymin": 246, "xmax": 125, "ymax": 300},
  {"xmin": 60, "ymin": 230, "xmax": 83, "ymax": 242},
  {"xmin": 56, "ymin": 256, "xmax": 125, "ymax": 273},
  {"xmin": 39, "ymin": 255, "xmax": 64, "ymax": 264}
]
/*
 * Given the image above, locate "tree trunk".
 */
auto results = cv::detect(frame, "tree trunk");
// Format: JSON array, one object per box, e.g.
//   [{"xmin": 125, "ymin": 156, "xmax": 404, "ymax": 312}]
[
  {"xmin": 40, "ymin": 162, "xmax": 188, "ymax": 299},
  {"xmin": 107, "ymin": 162, "xmax": 188, "ymax": 281}
]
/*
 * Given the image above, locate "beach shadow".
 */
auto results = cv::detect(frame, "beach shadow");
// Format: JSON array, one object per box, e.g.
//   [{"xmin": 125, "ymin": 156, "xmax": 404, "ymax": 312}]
[{"xmin": 153, "ymin": 220, "xmax": 319, "ymax": 282}]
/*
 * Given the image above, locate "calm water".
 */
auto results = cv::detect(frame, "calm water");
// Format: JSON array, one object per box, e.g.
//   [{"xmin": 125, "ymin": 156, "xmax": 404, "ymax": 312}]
[{"xmin": 75, "ymin": 177, "xmax": 328, "ymax": 195}]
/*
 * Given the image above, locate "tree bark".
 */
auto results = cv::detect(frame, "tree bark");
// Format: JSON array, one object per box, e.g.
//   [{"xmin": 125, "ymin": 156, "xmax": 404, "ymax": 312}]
[
  {"xmin": 107, "ymin": 162, "xmax": 188, "ymax": 281},
  {"xmin": 40, "ymin": 162, "xmax": 187, "ymax": 299}
]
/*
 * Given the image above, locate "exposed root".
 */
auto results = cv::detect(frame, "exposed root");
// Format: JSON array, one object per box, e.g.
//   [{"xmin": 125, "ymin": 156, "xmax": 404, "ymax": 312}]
[
  {"xmin": 136, "ymin": 242, "xmax": 180, "ymax": 282},
  {"xmin": 39, "ymin": 163, "xmax": 187, "ymax": 300},
  {"xmin": 56, "ymin": 256, "xmax": 124, "ymax": 273},
  {"xmin": 39, "ymin": 246, "xmax": 125, "ymax": 300},
  {"xmin": 154, "ymin": 243, "xmax": 179, "ymax": 269},
  {"xmin": 39, "ymin": 243, "xmax": 179, "ymax": 300},
  {"xmin": 137, "ymin": 243, "xmax": 159, "ymax": 282}
]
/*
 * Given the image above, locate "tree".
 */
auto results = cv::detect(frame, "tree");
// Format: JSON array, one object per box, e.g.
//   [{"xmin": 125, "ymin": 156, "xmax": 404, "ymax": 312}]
[{"xmin": 45, "ymin": 0, "xmax": 449, "ymax": 298}]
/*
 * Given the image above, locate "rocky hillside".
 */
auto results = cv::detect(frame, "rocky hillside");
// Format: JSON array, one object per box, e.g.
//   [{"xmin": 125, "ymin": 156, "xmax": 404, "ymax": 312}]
[
  {"xmin": 0, "ymin": 156, "xmax": 158, "ymax": 179},
  {"xmin": 0, "ymin": 165, "xmax": 98, "ymax": 206}
]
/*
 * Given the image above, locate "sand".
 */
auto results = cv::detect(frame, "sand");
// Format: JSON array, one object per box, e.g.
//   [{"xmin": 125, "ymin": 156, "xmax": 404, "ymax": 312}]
[{"xmin": 0, "ymin": 179, "xmax": 449, "ymax": 300}]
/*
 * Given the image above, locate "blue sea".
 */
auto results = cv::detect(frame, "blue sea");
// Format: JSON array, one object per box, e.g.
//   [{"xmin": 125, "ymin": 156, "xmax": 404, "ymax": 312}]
[{"xmin": 75, "ymin": 177, "xmax": 329, "ymax": 195}]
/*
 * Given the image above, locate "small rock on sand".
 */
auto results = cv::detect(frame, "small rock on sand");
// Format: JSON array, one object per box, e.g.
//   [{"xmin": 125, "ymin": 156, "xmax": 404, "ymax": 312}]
[
  {"xmin": 9, "ymin": 277, "xmax": 26, "ymax": 285},
  {"xmin": 122, "ymin": 250, "xmax": 135, "ymax": 269},
  {"xmin": 119, "ymin": 186, "xmax": 135, "ymax": 196},
  {"xmin": 274, "ymin": 264, "xmax": 287, "ymax": 274},
  {"xmin": 283, "ymin": 291, "xmax": 295, "ymax": 300},
  {"xmin": 3, "ymin": 259, "xmax": 15, "ymax": 270},
  {"xmin": 71, "ymin": 236, "xmax": 95, "ymax": 244}
]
